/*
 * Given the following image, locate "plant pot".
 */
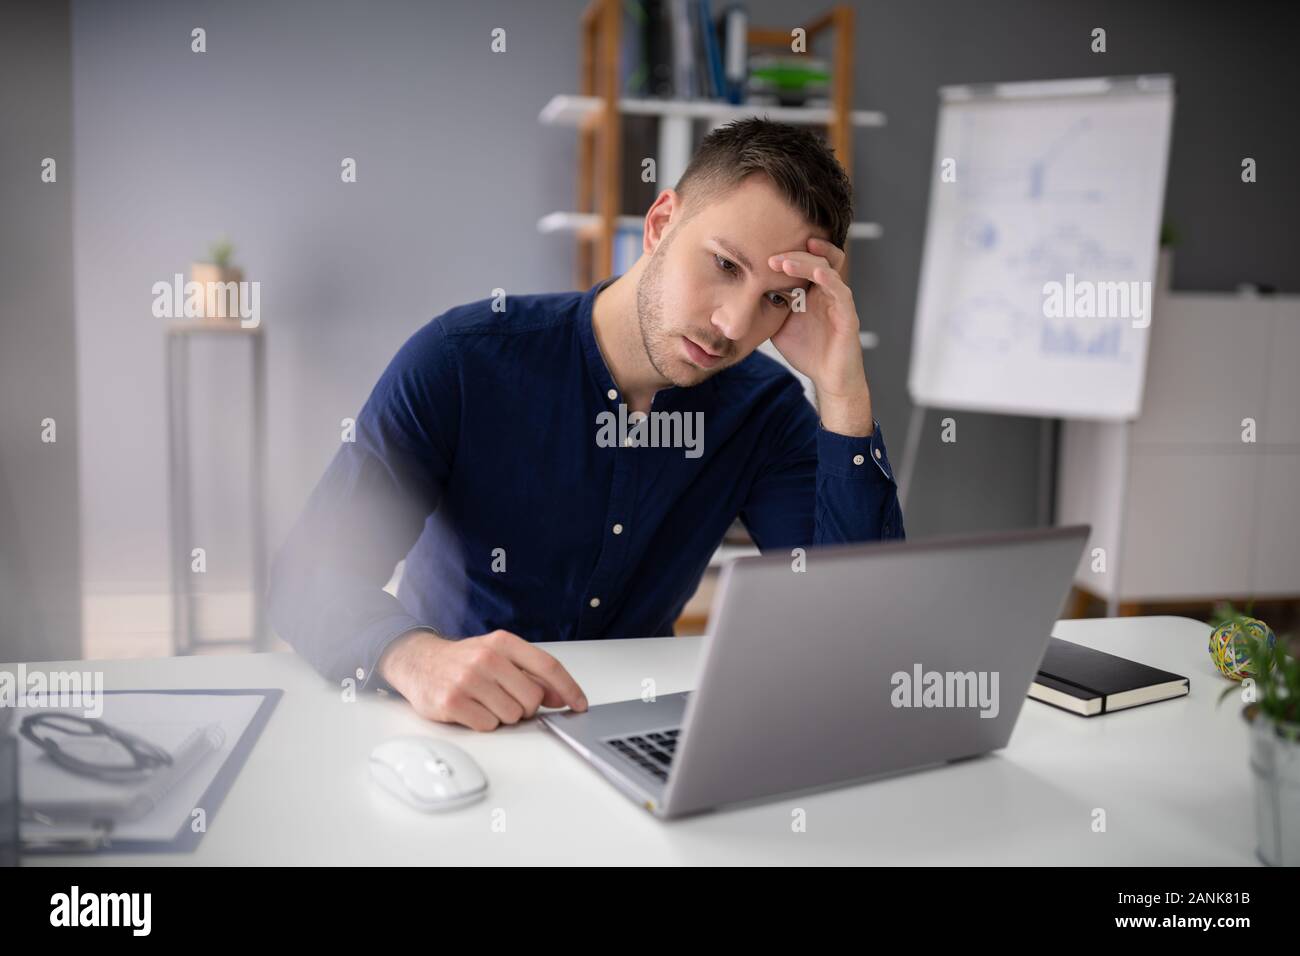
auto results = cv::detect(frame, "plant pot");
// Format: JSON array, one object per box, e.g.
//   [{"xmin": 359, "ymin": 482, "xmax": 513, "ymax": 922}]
[
  {"xmin": 188, "ymin": 262, "xmax": 244, "ymax": 320},
  {"xmin": 1244, "ymin": 703, "xmax": 1300, "ymax": 865}
]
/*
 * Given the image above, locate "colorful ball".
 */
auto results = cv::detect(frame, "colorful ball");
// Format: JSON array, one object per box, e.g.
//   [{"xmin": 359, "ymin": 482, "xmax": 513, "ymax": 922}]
[{"xmin": 1209, "ymin": 617, "xmax": 1276, "ymax": 681}]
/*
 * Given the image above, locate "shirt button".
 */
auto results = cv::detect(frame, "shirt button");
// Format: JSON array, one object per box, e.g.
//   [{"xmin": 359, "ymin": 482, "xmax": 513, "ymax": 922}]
[
  {"xmin": 589, "ymin": 597, "xmax": 601, "ymax": 608},
  {"xmin": 606, "ymin": 388, "xmax": 617, "ymax": 400},
  {"xmin": 874, "ymin": 448, "xmax": 882, "ymax": 460},
  {"xmin": 852, "ymin": 454, "xmax": 865, "ymax": 466},
  {"xmin": 612, "ymin": 523, "xmax": 623, "ymax": 535}
]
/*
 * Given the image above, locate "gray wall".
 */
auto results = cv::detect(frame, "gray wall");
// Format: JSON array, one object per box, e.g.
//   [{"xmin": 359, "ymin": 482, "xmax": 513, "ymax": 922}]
[
  {"xmin": 0, "ymin": 1, "xmax": 81, "ymax": 663},
  {"xmin": 71, "ymin": 0, "xmax": 579, "ymax": 594},
  {"xmin": 66, "ymin": 0, "xmax": 1299, "ymax": 602},
  {"xmin": 836, "ymin": 0, "xmax": 1300, "ymax": 535}
]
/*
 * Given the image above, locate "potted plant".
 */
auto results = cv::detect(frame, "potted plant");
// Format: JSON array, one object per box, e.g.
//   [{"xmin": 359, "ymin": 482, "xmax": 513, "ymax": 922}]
[
  {"xmin": 1214, "ymin": 603, "xmax": 1300, "ymax": 865},
  {"xmin": 1157, "ymin": 220, "xmax": 1177, "ymax": 292},
  {"xmin": 189, "ymin": 236, "xmax": 243, "ymax": 319}
]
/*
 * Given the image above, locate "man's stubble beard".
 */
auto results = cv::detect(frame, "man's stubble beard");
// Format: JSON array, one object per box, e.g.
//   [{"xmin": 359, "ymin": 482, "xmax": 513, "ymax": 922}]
[
  {"xmin": 635, "ymin": 230, "xmax": 727, "ymax": 388},
  {"xmin": 635, "ymin": 230, "xmax": 679, "ymax": 384}
]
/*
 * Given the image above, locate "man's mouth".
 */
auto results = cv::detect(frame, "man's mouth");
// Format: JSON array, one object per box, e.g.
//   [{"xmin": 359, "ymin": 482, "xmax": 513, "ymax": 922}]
[{"xmin": 682, "ymin": 335, "xmax": 724, "ymax": 369}]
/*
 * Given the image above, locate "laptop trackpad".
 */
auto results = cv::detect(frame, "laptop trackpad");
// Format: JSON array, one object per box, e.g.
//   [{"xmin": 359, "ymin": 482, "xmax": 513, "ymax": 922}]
[{"xmin": 544, "ymin": 690, "xmax": 691, "ymax": 739}]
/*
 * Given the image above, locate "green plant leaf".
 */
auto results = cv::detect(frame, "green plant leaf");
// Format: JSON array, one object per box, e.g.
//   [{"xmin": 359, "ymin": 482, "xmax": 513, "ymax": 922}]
[{"xmin": 208, "ymin": 236, "xmax": 234, "ymax": 269}]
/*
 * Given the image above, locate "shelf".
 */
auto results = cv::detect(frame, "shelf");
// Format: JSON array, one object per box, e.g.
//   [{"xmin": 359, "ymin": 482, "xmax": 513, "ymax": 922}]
[
  {"xmin": 708, "ymin": 542, "xmax": 762, "ymax": 569},
  {"xmin": 847, "ymin": 222, "xmax": 883, "ymax": 240},
  {"xmin": 557, "ymin": 2, "xmax": 865, "ymax": 289},
  {"xmin": 538, "ymin": 211, "xmax": 881, "ymax": 241},
  {"xmin": 540, "ymin": 94, "xmax": 885, "ymax": 129},
  {"xmin": 537, "ymin": 211, "xmax": 646, "ymax": 237}
]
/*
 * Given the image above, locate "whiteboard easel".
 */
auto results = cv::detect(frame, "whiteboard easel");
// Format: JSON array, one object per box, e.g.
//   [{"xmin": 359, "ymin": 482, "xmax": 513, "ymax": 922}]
[{"xmin": 900, "ymin": 76, "xmax": 1175, "ymax": 612}]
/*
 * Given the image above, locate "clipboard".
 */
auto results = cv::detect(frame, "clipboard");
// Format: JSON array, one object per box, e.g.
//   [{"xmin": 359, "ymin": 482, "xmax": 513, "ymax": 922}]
[{"xmin": 21, "ymin": 688, "xmax": 282, "ymax": 855}]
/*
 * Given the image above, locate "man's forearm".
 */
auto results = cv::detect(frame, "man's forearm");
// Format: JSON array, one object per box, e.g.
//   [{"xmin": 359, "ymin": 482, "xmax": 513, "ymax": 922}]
[
  {"xmin": 378, "ymin": 628, "xmax": 447, "ymax": 694},
  {"xmin": 817, "ymin": 383, "xmax": 874, "ymax": 437}
]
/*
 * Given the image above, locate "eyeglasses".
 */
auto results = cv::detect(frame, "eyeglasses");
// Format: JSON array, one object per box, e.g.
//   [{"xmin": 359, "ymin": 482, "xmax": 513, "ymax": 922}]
[{"xmin": 19, "ymin": 713, "xmax": 173, "ymax": 782}]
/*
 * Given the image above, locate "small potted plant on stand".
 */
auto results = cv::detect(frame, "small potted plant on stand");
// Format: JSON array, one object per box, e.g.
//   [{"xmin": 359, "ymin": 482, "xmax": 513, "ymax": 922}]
[
  {"xmin": 1213, "ymin": 604, "xmax": 1300, "ymax": 865},
  {"xmin": 189, "ymin": 236, "xmax": 242, "ymax": 320}
]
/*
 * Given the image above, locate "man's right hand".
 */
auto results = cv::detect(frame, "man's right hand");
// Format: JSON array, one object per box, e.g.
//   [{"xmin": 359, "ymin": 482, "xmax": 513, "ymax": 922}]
[{"xmin": 377, "ymin": 628, "xmax": 589, "ymax": 731}]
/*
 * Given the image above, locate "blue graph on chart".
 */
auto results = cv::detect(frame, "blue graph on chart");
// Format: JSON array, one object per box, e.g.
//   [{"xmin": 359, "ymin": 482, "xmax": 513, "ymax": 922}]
[
  {"xmin": 1009, "ymin": 225, "xmax": 1134, "ymax": 284},
  {"xmin": 944, "ymin": 295, "xmax": 1130, "ymax": 361},
  {"xmin": 1040, "ymin": 319, "xmax": 1123, "ymax": 357},
  {"xmin": 912, "ymin": 80, "xmax": 1172, "ymax": 419},
  {"xmin": 942, "ymin": 114, "xmax": 1142, "ymax": 363},
  {"xmin": 942, "ymin": 294, "xmax": 1037, "ymax": 353},
  {"xmin": 959, "ymin": 215, "xmax": 999, "ymax": 251},
  {"xmin": 958, "ymin": 118, "xmax": 1105, "ymax": 205}
]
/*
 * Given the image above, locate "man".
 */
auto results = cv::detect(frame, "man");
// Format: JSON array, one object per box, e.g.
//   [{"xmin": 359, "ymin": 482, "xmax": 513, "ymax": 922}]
[{"xmin": 268, "ymin": 118, "xmax": 905, "ymax": 731}]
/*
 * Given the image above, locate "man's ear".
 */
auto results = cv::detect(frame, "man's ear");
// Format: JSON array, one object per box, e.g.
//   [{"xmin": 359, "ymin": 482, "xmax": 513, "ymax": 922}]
[{"xmin": 642, "ymin": 188, "xmax": 682, "ymax": 255}]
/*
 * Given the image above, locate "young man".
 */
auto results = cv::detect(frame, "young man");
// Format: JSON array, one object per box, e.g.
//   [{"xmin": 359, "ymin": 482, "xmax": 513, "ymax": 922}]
[{"xmin": 268, "ymin": 118, "xmax": 905, "ymax": 731}]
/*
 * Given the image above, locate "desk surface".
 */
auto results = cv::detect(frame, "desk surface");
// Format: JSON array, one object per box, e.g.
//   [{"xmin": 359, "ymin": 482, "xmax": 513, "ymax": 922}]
[{"xmin": 10, "ymin": 615, "xmax": 1257, "ymax": 865}]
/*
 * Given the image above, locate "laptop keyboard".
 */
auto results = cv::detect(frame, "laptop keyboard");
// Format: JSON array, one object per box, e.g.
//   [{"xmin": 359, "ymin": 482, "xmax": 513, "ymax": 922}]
[{"xmin": 605, "ymin": 728, "xmax": 681, "ymax": 781}]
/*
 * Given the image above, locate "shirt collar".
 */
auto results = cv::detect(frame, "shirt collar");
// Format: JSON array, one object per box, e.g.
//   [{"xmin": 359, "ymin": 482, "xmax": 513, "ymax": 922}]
[
  {"xmin": 577, "ymin": 275, "xmax": 620, "ymax": 398},
  {"xmin": 577, "ymin": 275, "xmax": 720, "ymax": 409}
]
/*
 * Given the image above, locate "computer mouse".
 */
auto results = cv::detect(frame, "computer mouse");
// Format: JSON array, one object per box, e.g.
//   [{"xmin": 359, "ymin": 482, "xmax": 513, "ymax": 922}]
[{"xmin": 369, "ymin": 736, "xmax": 488, "ymax": 812}]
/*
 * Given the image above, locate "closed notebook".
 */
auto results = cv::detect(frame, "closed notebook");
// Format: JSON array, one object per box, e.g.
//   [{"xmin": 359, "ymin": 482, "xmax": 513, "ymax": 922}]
[{"xmin": 1030, "ymin": 638, "xmax": 1190, "ymax": 716}]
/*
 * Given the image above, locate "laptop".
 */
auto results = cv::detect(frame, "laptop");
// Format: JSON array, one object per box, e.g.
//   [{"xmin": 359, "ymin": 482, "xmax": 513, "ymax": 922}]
[{"xmin": 540, "ymin": 524, "xmax": 1090, "ymax": 819}]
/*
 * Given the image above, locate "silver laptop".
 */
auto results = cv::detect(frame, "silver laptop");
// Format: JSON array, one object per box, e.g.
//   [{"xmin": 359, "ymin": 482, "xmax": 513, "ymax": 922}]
[{"xmin": 540, "ymin": 525, "xmax": 1090, "ymax": 819}]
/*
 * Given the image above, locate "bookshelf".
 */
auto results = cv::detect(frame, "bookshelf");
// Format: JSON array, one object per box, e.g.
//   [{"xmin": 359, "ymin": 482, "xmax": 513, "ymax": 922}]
[
  {"xmin": 540, "ymin": 1, "xmax": 883, "ymax": 289},
  {"xmin": 539, "ymin": 2, "xmax": 884, "ymax": 633}
]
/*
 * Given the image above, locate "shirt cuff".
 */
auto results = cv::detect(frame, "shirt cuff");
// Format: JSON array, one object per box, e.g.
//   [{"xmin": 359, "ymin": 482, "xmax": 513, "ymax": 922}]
[
  {"xmin": 816, "ymin": 418, "xmax": 896, "ymax": 483},
  {"xmin": 356, "ymin": 616, "xmax": 441, "ymax": 695}
]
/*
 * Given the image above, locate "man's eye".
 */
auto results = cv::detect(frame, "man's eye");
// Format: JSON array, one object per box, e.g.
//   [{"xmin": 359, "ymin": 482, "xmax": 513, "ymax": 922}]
[{"xmin": 714, "ymin": 253, "xmax": 786, "ymax": 308}]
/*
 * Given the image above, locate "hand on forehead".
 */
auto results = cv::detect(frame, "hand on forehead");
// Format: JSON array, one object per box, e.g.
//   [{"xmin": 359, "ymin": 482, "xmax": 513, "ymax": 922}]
[
  {"xmin": 768, "ymin": 236, "xmax": 846, "ymax": 287},
  {"xmin": 710, "ymin": 231, "xmax": 835, "ymax": 294}
]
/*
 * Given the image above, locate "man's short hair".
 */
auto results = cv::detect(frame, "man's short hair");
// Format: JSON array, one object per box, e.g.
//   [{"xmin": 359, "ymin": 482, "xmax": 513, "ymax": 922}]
[{"xmin": 673, "ymin": 117, "xmax": 854, "ymax": 249}]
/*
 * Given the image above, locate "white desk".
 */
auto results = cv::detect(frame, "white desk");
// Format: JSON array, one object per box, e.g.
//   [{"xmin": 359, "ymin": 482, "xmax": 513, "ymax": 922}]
[{"xmin": 11, "ymin": 615, "xmax": 1258, "ymax": 865}]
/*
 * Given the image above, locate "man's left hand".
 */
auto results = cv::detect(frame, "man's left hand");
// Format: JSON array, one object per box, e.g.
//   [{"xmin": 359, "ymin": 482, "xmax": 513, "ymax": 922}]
[{"xmin": 767, "ymin": 236, "xmax": 874, "ymax": 436}]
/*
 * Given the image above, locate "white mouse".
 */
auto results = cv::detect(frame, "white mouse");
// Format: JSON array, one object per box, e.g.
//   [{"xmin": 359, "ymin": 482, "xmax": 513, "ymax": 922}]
[{"xmin": 369, "ymin": 736, "xmax": 488, "ymax": 812}]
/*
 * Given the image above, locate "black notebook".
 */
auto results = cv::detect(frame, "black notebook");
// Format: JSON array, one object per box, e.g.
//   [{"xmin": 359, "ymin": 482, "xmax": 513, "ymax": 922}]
[{"xmin": 1030, "ymin": 638, "xmax": 1190, "ymax": 716}]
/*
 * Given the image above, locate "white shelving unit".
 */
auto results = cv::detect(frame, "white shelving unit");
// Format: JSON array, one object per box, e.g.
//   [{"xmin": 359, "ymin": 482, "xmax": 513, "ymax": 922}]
[
  {"xmin": 1058, "ymin": 281, "xmax": 1300, "ymax": 613},
  {"xmin": 539, "ymin": 93, "xmax": 886, "ymax": 127},
  {"xmin": 543, "ymin": 5, "xmax": 886, "ymax": 621},
  {"xmin": 537, "ymin": 94, "xmax": 886, "ymax": 244}
]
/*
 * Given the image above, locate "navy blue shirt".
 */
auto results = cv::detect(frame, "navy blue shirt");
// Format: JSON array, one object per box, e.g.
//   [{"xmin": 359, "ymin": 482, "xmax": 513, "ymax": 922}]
[{"xmin": 268, "ymin": 276, "xmax": 905, "ymax": 692}]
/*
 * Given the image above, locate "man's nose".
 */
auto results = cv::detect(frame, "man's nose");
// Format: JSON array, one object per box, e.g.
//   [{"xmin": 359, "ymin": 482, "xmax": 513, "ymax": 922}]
[{"xmin": 711, "ymin": 299, "xmax": 759, "ymax": 343}]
